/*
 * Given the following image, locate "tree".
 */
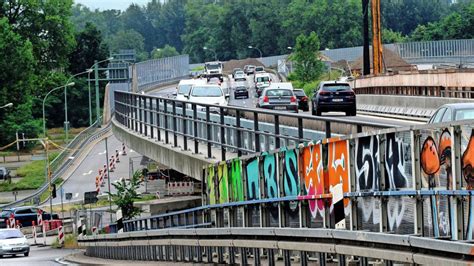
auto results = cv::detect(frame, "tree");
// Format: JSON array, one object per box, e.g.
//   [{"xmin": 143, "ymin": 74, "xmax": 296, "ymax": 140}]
[
  {"xmin": 291, "ymin": 32, "xmax": 325, "ymax": 83},
  {"xmin": 107, "ymin": 29, "xmax": 147, "ymax": 61},
  {"xmin": 151, "ymin": 45, "xmax": 179, "ymax": 59},
  {"xmin": 108, "ymin": 170, "xmax": 143, "ymax": 220},
  {"xmin": 382, "ymin": 28, "xmax": 406, "ymax": 44}
]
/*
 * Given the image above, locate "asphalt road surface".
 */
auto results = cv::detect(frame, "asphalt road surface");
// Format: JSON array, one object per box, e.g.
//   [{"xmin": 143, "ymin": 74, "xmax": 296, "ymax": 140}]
[{"xmin": 0, "ymin": 245, "xmax": 78, "ymax": 266}]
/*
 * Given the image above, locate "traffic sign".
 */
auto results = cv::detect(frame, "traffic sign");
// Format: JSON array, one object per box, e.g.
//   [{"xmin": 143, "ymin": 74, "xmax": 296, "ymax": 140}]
[{"xmin": 84, "ymin": 191, "xmax": 99, "ymax": 204}]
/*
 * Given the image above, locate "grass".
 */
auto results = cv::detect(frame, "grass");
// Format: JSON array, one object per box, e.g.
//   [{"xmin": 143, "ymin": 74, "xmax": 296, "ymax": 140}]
[
  {"xmin": 191, "ymin": 65, "xmax": 205, "ymax": 71},
  {"xmin": 0, "ymin": 152, "xmax": 60, "ymax": 192},
  {"xmin": 51, "ymin": 234, "xmax": 78, "ymax": 249}
]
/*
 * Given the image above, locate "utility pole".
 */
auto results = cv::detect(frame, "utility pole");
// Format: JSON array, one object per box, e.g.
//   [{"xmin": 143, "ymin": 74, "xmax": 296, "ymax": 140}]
[
  {"xmin": 362, "ymin": 0, "xmax": 370, "ymax": 75},
  {"xmin": 94, "ymin": 60, "xmax": 101, "ymax": 126},
  {"xmin": 371, "ymin": 0, "xmax": 383, "ymax": 75}
]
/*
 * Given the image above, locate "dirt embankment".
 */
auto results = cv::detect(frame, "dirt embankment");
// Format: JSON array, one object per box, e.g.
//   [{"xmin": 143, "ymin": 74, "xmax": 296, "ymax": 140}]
[{"xmin": 223, "ymin": 58, "xmax": 265, "ymax": 73}]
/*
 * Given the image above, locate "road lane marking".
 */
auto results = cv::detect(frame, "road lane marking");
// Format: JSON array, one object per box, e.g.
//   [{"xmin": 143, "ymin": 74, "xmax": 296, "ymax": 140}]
[
  {"xmin": 98, "ymin": 150, "xmax": 106, "ymax": 155},
  {"xmin": 82, "ymin": 170, "xmax": 92, "ymax": 176},
  {"xmin": 74, "ymin": 193, "xmax": 79, "ymax": 198}
]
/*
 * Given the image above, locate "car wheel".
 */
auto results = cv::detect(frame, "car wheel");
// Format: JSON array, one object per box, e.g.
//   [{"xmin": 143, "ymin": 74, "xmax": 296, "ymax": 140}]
[{"xmin": 24, "ymin": 252, "xmax": 29, "ymax": 257}]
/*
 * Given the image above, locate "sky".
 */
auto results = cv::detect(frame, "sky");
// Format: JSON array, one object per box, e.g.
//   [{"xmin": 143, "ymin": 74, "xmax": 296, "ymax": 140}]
[{"xmin": 74, "ymin": 0, "xmax": 152, "ymax": 11}]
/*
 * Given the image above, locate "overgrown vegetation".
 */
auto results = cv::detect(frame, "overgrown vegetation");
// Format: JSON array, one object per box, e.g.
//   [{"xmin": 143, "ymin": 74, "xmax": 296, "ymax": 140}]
[{"xmin": 108, "ymin": 170, "xmax": 144, "ymax": 220}]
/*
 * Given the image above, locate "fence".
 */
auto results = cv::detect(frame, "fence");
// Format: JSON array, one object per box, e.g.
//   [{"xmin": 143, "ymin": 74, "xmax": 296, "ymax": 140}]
[
  {"xmin": 114, "ymin": 91, "xmax": 397, "ymax": 161},
  {"xmin": 136, "ymin": 55, "xmax": 189, "ymax": 92}
]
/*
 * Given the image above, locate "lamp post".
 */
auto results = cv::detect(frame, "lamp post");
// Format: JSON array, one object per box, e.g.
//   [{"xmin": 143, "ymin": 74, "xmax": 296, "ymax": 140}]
[
  {"xmin": 248, "ymin": 45, "xmax": 263, "ymax": 58},
  {"xmin": 42, "ymin": 82, "xmax": 75, "ymax": 219},
  {"xmin": 64, "ymin": 69, "xmax": 93, "ymax": 143},
  {"xmin": 287, "ymin": 46, "xmax": 293, "ymax": 73},
  {"xmin": 91, "ymin": 57, "xmax": 114, "ymax": 126},
  {"xmin": 87, "ymin": 71, "xmax": 92, "ymax": 126},
  {"xmin": 0, "ymin": 103, "xmax": 13, "ymax": 109},
  {"xmin": 203, "ymin": 46, "xmax": 217, "ymax": 61}
]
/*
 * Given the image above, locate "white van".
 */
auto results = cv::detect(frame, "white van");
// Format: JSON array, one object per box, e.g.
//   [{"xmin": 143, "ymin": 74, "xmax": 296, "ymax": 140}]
[
  {"xmin": 254, "ymin": 73, "xmax": 271, "ymax": 91},
  {"xmin": 175, "ymin": 79, "xmax": 207, "ymax": 105}
]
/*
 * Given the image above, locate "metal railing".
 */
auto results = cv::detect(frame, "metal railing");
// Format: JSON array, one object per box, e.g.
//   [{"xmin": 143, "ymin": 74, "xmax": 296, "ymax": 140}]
[{"xmin": 114, "ymin": 91, "xmax": 398, "ymax": 160}]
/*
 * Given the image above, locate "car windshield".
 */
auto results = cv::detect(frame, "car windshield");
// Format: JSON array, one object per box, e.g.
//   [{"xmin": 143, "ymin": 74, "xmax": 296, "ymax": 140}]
[
  {"xmin": 257, "ymin": 77, "xmax": 270, "ymax": 82},
  {"xmin": 177, "ymin": 85, "xmax": 192, "ymax": 95},
  {"xmin": 322, "ymin": 84, "xmax": 351, "ymax": 91},
  {"xmin": 266, "ymin": 89, "xmax": 292, "ymax": 97},
  {"xmin": 248, "ymin": 66, "xmax": 255, "ymax": 69},
  {"xmin": 206, "ymin": 64, "xmax": 220, "ymax": 70},
  {"xmin": 236, "ymin": 71, "xmax": 244, "ymax": 75},
  {"xmin": 0, "ymin": 230, "xmax": 23, "ymax": 239},
  {"xmin": 191, "ymin": 87, "xmax": 222, "ymax": 97},
  {"xmin": 455, "ymin": 108, "xmax": 474, "ymax": 121},
  {"xmin": 294, "ymin": 90, "xmax": 305, "ymax": 96},
  {"xmin": 256, "ymin": 67, "xmax": 264, "ymax": 71},
  {"xmin": 235, "ymin": 87, "xmax": 246, "ymax": 90}
]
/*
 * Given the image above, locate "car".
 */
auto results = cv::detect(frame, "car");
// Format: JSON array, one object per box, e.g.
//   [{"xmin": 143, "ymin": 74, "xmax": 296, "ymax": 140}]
[
  {"xmin": 232, "ymin": 68, "xmax": 242, "ymax": 78},
  {"xmin": 174, "ymin": 79, "xmax": 207, "ymax": 106},
  {"xmin": 311, "ymin": 81, "xmax": 356, "ymax": 116},
  {"xmin": 233, "ymin": 71, "xmax": 246, "ymax": 81},
  {"xmin": 255, "ymin": 66, "xmax": 265, "ymax": 73},
  {"xmin": 233, "ymin": 85, "xmax": 249, "ymax": 99},
  {"xmin": 0, "ymin": 167, "xmax": 10, "ymax": 181},
  {"xmin": 0, "ymin": 229, "xmax": 29, "ymax": 257},
  {"xmin": 428, "ymin": 103, "xmax": 474, "ymax": 124},
  {"xmin": 207, "ymin": 77, "xmax": 222, "ymax": 85},
  {"xmin": 254, "ymin": 73, "xmax": 271, "ymax": 96},
  {"xmin": 293, "ymin": 89, "xmax": 309, "ymax": 112},
  {"xmin": 243, "ymin": 65, "xmax": 249, "ymax": 73},
  {"xmin": 0, "ymin": 207, "xmax": 59, "ymax": 228},
  {"xmin": 185, "ymin": 85, "xmax": 229, "ymax": 113},
  {"xmin": 245, "ymin": 65, "xmax": 256, "ymax": 75},
  {"xmin": 257, "ymin": 86, "xmax": 298, "ymax": 113}
]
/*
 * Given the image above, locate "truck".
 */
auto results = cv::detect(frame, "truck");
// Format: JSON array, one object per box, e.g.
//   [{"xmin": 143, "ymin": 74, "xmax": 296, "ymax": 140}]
[{"xmin": 204, "ymin": 61, "xmax": 224, "ymax": 82}]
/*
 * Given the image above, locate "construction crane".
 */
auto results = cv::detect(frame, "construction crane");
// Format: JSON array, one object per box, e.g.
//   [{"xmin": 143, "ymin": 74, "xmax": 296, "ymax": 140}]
[{"xmin": 362, "ymin": 0, "xmax": 383, "ymax": 76}]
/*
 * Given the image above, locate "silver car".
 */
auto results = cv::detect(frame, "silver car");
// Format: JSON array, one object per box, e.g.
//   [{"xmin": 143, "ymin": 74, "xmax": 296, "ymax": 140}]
[
  {"xmin": 257, "ymin": 88, "xmax": 298, "ymax": 113},
  {"xmin": 234, "ymin": 71, "xmax": 246, "ymax": 81},
  {"xmin": 0, "ymin": 229, "xmax": 30, "ymax": 257}
]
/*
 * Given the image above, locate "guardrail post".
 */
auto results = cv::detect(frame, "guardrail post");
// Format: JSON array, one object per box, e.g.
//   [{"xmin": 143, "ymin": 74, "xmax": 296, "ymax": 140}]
[
  {"xmin": 172, "ymin": 101, "xmax": 177, "ymax": 147},
  {"xmin": 143, "ymin": 96, "xmax": 148, "ymax": 136},
  {"xmin": 283, "ymin": 250, "xmax": 291, "ymax": 266},
  {"xmin": 240, "ymin": 247, "xmax": 247, "ymax": 266},
  {"xmin": 319, "ymin": 252, "xmax": 326, "ymax": 266},
  {"xmin": 452, "ymin": 125, "xmax": 464, "ymax": 240},
  {"xmin": 139, "ymin": 96, "xmax": 143, "ymax": 135},
  {"xmin": 412, "ymin": 129, "xmax": 424, "ymax": 236},
  {"xmin": 156, "ymin": 98, "xmax": 161, "ymax": 142},
  {"xmin": 338, "ymin": 254, "xmax": 346, "ymax": 266},
  {"xmin": 182, "ymin": 103, "xmax": 188, "ymax": 151},
  {"xmin": 193, "ymin": 104, "xmax": 199, "ymax": 154},
  {"xmin": 254, "ymin": 112, "xmax": 260, "ymax": 152},
  {"xmin": 379, "ymin": 134, "xmax": 388, "ymax": 233},
  {"xmin": 219, "ymin": 108, "xmax": 226, "ymax": 160},
  {"xmin": 349, "ymin": 139, "xmax": 359, "ymax": 231},
  {"xmin": 206, "ymin": 106, "xmax": 212, "ymax": 159},
  {"xmin": 134, "ymin": 95, "xmax": 138, "ymax": 132},
  {"xmin": 275, "ymin": 115, "xmax": 280, "ymax": 149},
  {"xmin": 300, "ymin": 251, "xmax": 308, "ymax": 266},
  {"xmin": 236, "ymin": 110, "xmax": 242, "ymax": 156},
  {"xmin": 325, "ymin": 121, "xmax": 331, "ymax": 139},
  {"xmin": 149, "ymin": 97, "xmax": 154, "ymax": 139},
  {"xmin": 298, "ymin": 117, "xmax": 304, "ymax": 144},
  {"xmin": 197, "ymin": 246, "xmax": 203, "ymax": 262},
  {"xmin": 207, "ymin": 246, "xmax": 213, "ymax": 263},
  {"xmin": 164, "ymin": 100, "xmax": 169, "ymax": 144}
]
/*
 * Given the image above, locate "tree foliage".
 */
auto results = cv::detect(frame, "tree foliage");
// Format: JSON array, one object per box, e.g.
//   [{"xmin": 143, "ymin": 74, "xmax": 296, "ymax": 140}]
[
  {"xmin": 151, "ymin": 45, "xmax": 179, "ymax": 59},
  {"xmin": 108, "ymin": 170, "xmax": 143, "ymax": 220},
  {"xmin": 292, "ymin": 32, "xmax": 325, "ymax": 83}
]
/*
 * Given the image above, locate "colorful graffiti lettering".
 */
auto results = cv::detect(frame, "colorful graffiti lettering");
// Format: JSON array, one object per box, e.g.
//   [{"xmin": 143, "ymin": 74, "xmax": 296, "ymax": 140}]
[
  {"xmin": 263, "ymin": 153, "xmax": 278, "ymax": 198},
  {"xmin": 245, "ymin": 158, "xmax": 260, "ymax": 200},
  {"xmin": 217, "ymin": 163, "xmax": 229, "ymax": 204},
  {"xmin": 328, "ymin": 140, "xmax": 350, "ymax": 209},
  {"xmin": 282, "ymin": 149, "xmax": 299, "ymax": 197},
  {"xmin": 229, "ymin": 159, "xmax": 244, "ymax": 202},
  {"xmin": 207, "ymin": 165, "xmax": 216, "ymax": 205},
  {"xmin": 462, "ymin": 129, "xmax": 474, "ymax": 240},
  {"xmin": 299, "ymin": 144, "xmax": 324, "ymax": 218},
  {"xmin": 355, "ymin": 136, "xmax": 380, "ymax": 191}
]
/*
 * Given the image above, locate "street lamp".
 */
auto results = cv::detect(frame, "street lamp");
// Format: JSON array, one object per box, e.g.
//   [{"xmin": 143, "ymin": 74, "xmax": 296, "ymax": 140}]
[
  {"xmin": 91, "ymin": 57, "xmax": 114, "ymax": 126},
  {"xmin": 0, "ymin": 103, "xmax": 13, "ymax": 109},
  {"xmin": 64, "ymin": 69, "xmax": 93, "ymax": 143},
  {"xmin": 248, "ymin": 45, "xmax": 263, "ymax": 58},
  {"xmin": 43, "ymin": 82, "xmax": 75, "ymax": 138},
  {"xmin": 286, "ymin": 47, "xmax": 293, "ymax": 73},
  {"xmin": 203, "ymin": 46, "xmax": 217, "ymax": 61}
]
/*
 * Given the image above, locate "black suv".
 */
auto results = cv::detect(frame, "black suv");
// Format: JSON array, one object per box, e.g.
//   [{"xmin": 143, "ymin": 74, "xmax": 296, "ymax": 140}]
[
  {"xmin": 0, "ymin": 207, "xmax": 59, "ymax": 228},
  {"xmin": 311, "ymin": 81, "xmax": 356, "ymax": 116}
]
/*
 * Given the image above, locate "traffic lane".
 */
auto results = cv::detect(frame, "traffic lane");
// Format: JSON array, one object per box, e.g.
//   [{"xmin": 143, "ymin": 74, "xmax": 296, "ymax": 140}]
[
  {"xmin": 0, "ymin": 245, "xmax": 78, "ymax": 265},
  {"xmin": 51, "ymin": 134, "xmax": 136, "ymax": 205},
  {"xmin": 226, "ymin": 73, "xmax": 280, "ymax": 109}
]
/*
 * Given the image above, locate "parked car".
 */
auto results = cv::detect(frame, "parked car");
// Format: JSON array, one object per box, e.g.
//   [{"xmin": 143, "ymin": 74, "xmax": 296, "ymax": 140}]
[
  {"xmin": 311, "ymin": 81, "xmax": 356, "ymax": 116},
  {"xmin": 245, "ymin": 65, "xmax": 256, "ymax": 75},
  {"xmin": 293, "ymin": 89, "xmax": 309, "ymax": 112},
  {"xmin": 0, "ymin": 206, "xmax": 59, "ymax": 228},
  {"xmin": 257, "ymin": 86, "xmax": 298, "ymax": 113},
  {"xmin": 232, "ymin": 68, "xmax": 242, "ymax": 78},
  {"xmin": 428, "ymin": 103, "xmax": 474, "ymax": 124},
  {"xmin": 0, "ymin": 228, "xmax": 29, "ymax": 257},
  {"xmin": 185, "ymin": 85, "xmax": 229, "ymax": 113},
  {"xmin": 255, "ymin": 66, "xmax": 265, "ymax": 73},
  {"xmin": 0, "ymin": 167, "xmax": 10, "ymax": 181},
  {"xmin": 233, "ymin": 70, "xmax": 246, "ymax": 81},
  {"xmin": 233, "ymin": 85, "xmax": 249, "ymax": 99}
]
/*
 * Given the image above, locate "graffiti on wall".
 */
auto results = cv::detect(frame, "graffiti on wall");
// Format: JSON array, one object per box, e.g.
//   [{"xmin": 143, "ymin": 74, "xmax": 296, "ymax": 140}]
[
  {"xmin": 229, "ymin": 159, "xmax": 244, "ymax": 202},
  {"xmin": 462, "ymin": 129, "xmax": 474, "ymax": 240},
  {"xmin": 207, "ymin": 165, "xmax": 216, "ymax": 205},
  {"xmin": 328, "ymin": 139, "xmax": 350, "ymax": 209},
  {"xmin": 245, "ymin": 157, "xmax": 260, "ymax": 200},
  {"xmin": 217, "ymin": 163, "xmax": 229, "ymax": 204},
  {"xmin": 282, "ymin": 148, "xmax": 299, "ymax": 197},
  {"xmin": 263, "ymin": 153, "xmax": 279, "ymax": 199},
  {"xmin": 299, "ymin": 143, "xmax": 324, "ymax": 218}
]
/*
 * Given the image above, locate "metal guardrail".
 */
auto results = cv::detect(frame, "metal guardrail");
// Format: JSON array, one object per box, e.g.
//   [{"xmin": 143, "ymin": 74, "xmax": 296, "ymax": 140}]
[
  {"xmin": 1, "ymin": 121, "xmax": 111, "ymax": 208},
  {"xmin": 79, "ymin": 227, "xmax": 474, "ymax": 265},
  {"xmin": 114, "ymin": 91, "xmax": 398, "ymax": 160}
]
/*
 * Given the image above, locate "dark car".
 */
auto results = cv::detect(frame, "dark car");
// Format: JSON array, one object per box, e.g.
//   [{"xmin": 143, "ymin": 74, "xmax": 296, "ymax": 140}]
[
  {"xmin": 233, "ymin": 85, "xmax": 249, "ymax": 99},
  {"xmin": 311, "ymin": 81, "xmax": 356, "ymax": 116},
  {"xmin": 0, "ymin": 167, "xmax": 10, "ymax": 181},
  {"xmin": 293, "ymin": 89, "xmax": 309, "ymax": 112},
  {"xmin": 0, "ymin": 207, "xmax": 59, "ymax": 228},
  {"xmin": 428, "ymin": 103, "xmax": 474, "ymax": 124}
]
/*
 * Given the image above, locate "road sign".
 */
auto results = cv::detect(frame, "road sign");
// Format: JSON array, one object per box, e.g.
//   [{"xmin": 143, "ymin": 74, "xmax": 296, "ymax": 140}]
[
  {"xmin": 84, "ymin": 191, "xmax": 98, "ymax": 204},
  {"xmin": 65, "ymin": 193, "xmax": 72, "ymax": 200}
]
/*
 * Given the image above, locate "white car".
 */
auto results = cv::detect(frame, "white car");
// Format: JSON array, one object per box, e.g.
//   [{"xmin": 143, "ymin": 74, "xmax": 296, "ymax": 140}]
[
  {"xmin": 0, "ymin": 229, "xmax": 30, "ymax": 257},
  {"xmin": 174, "ymin": 79, "xmax": 206, "ymax": 106},
  {"xmin": 186, "ymin": 85, "xmax": 229, "ymax": 113},
  {"xmin": 234, "ymin": 71, "xmax": 246, "ymax": 81}
]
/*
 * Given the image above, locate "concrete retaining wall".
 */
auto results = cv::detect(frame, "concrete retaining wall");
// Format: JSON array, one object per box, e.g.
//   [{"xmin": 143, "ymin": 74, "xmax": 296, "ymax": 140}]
[{"xmin": 357, "ymin": 94, "xmax": 474, "ymax": 110}]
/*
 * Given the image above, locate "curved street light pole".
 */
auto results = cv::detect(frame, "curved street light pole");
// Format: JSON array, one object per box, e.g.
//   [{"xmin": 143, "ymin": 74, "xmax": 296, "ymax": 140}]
[
  {"xmin": 248, "ymin": 45, "xmax": 263, "ymax": 58},
  {"xmin": 203, "ymin": 46, "xmax": 217, "ymax": 61},
  {"xmin": 90, "ymin": 57, "xmax": 114, "ymax": 126},
  {"xmin": 0, "ymin": 103, "xmax": 13, "ymax": 109}
]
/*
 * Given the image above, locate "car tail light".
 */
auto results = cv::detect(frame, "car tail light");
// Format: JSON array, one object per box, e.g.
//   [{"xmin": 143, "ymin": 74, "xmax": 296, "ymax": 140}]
[
  {"xmin": 290, "ymin": 96, "xmax": 297, "ymax": 103},
  {"xmin": 263, "ymin": 96, "xmax": 269, "ymax": 103},
  {"xmin": 301, "ymin": 96, "xmax": 308, "ymax": 101},
  {"xmin": 319, "ymin": 91, "xmax": 330, "ymax": 96}
]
